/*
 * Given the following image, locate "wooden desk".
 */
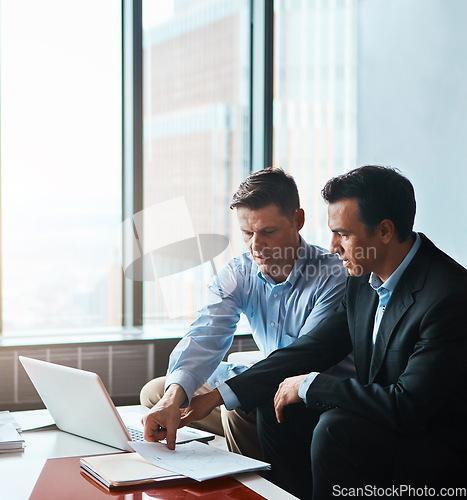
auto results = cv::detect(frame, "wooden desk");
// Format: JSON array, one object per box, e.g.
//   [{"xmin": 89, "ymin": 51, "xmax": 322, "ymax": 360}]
[{"xmin": 0, "ymin": 406, "xmax": 297, "ymax": 500}]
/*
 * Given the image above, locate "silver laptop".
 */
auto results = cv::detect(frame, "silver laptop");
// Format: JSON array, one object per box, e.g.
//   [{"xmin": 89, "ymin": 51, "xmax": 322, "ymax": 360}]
[{"xmin": 19, "ymin": 356, "xmax": 214, "ymax": 451}]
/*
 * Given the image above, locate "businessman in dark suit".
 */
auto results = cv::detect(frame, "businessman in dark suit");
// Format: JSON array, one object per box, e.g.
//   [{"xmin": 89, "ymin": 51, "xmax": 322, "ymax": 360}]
[{"xmin": 145, "ymin": 166, "xmax": 467, "ymax": 499}]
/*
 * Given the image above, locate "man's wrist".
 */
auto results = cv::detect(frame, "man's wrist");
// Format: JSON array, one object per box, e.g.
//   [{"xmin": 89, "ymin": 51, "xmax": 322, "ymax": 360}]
[
  {"xmin": 162, "ymin": 383, "xmax": 188, "ymax": 408},
  {"xmin": 207, "ymin": 389, "xmax": 224, "ymax": 410}
]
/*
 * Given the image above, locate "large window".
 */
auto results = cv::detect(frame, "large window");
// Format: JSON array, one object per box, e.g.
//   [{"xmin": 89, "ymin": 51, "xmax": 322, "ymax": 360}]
[
  {"xmin": 1, "ymin": 0, "xmax": 464, "ymax": 338},
  {"xmin": 0, "ymin": 0, "xmax": 122, "ymax": 332},
  {"xmin": 273, "ymin": 0, "xmax": 357, "ymax": 248},
  {"xmin": 141, "ymin": 0, "xmax": 251, "ymax": 323}
]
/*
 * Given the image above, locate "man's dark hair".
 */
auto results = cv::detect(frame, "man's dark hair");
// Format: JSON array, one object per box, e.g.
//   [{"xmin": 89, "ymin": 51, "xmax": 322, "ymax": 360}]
[
  {"xmin": 230, "ymin": 167, "xmax": 300, "ymax": 219},
  {"xmin": 321, "ymin": 165, "xmax": 416, "ymax": 242}
]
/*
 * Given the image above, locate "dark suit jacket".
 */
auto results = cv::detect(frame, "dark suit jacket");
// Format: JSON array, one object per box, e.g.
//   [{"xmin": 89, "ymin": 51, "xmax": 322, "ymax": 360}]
[{"xmin": 226, "ymin": 234, "xmax": 467, "ymax": 449}]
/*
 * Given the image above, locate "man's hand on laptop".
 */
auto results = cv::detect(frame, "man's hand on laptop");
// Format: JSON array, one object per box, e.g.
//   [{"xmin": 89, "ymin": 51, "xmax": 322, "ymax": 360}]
[{"xmin": 141, "ymin": 384, "xmax": 187, "ymax": 450}]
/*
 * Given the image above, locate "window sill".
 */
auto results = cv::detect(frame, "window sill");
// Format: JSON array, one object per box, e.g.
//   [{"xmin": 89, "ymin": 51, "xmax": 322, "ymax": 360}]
[{"xmin": 0, "ymin": 320, "xmax": 252, "ymax": 348}]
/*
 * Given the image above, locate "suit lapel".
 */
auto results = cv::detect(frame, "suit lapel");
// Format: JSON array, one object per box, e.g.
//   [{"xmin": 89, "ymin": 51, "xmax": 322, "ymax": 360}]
[
  {"xmin": 368, "ymin": 236, "xmax": 430, "ymax": 382},
  {"xmin": 368, "ymin": 284, "xmax": 414, "ymax": 382},
  {"xmin": 354, "ymin": 282, "xmax": 378, "ymax": 384}
]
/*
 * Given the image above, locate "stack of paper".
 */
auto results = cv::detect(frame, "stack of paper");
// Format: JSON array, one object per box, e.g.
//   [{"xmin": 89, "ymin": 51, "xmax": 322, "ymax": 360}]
[
  {"xmin": 0, "ymin": 423, "xmax": 25, "ymax": 453},
  {"xmin": 0, "ymin": 410, "xmax": 22, "ymax": 431}
]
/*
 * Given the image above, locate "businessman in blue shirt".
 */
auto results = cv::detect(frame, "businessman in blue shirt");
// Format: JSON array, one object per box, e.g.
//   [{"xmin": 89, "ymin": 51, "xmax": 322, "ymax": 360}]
[{"xmin": 140, "ymin": 167, "xmax": 353, "ymax": 459}]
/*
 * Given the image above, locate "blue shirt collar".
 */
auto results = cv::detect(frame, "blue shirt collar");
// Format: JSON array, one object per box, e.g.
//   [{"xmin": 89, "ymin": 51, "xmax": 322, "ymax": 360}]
[
  {"xmin": 256, "ymin": 236, "xmax": 308, "ymax": 287},
  {"xmin": 369, "ymin": 232, "xmax": 421, "ymax": 292}
]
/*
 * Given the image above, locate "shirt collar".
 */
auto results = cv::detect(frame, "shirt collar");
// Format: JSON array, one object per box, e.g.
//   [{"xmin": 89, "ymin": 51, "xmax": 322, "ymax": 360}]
[
  {"xmin": 256, "ymin": 236, "xmax": 308, "ymax": 287},
  {"xmin": 369, "ymin": 232, "xmax": 421, "ymax": 293}
]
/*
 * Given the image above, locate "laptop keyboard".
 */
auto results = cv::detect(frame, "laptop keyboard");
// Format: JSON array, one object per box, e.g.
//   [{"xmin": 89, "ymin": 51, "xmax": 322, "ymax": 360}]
[{"xmin": 126, "ymin": 426, "xmax": 145, "ymax": 442}]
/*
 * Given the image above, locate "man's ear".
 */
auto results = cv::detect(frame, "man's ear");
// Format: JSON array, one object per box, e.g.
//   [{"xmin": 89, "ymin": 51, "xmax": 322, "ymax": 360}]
[
  {"xmin": 294, "ymin": 208, "xmax": 305, "ymax": 231},
  {"xmin": 378, "ymin": 219, "xmax": 395, "ymax": 243}
]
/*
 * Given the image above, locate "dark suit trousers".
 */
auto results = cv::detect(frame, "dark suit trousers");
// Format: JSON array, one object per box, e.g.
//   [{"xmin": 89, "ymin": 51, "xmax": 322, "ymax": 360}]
[{"xmin": 256, "ymin": 401, "xmax": 467, "ymax": 500}]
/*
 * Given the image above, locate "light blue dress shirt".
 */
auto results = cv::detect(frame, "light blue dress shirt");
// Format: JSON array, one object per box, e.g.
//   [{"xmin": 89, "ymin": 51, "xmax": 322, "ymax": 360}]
[
  {"xmin": 165, "ymin": 238, "xmax": 348, "ymax": 407},
  {"xmin": 368, "ymin": 233, "xmax": 421, "ymax": 343},
  {"xmin": 298, "ymin": 232, "xmax": 422, "ymax": 403}
]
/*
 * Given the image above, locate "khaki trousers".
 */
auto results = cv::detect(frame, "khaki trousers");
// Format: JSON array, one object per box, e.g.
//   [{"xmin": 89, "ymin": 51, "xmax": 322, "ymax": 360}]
[{"xmin": 140, "ymin": 376, "xmax": 262, "ymax": 460}]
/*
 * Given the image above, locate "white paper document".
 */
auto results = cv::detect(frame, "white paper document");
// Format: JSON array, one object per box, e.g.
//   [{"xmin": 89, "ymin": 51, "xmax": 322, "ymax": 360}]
[
  {"xmin": 12, "ymin": 409, "xmax": 55, "ymax": 431},
  {"xmin": 129, "ymin": 440, "xmax": 270, "ymax": 482},
  {"xmin": 0, "ymin": 411, "xmax": 22, "ymax": 431}
]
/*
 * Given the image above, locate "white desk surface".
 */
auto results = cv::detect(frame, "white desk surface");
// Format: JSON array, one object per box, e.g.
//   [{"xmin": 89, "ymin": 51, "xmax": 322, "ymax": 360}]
[{"xmin": 1, "ymin": 405, "xmax": 297, "ymax": 500}]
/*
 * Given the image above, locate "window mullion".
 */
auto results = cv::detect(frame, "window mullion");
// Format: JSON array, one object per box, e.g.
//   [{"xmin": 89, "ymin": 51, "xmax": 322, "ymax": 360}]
[{"xmin": 122, "ymin": 0, "xmax": 143, "ymax": 327}]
